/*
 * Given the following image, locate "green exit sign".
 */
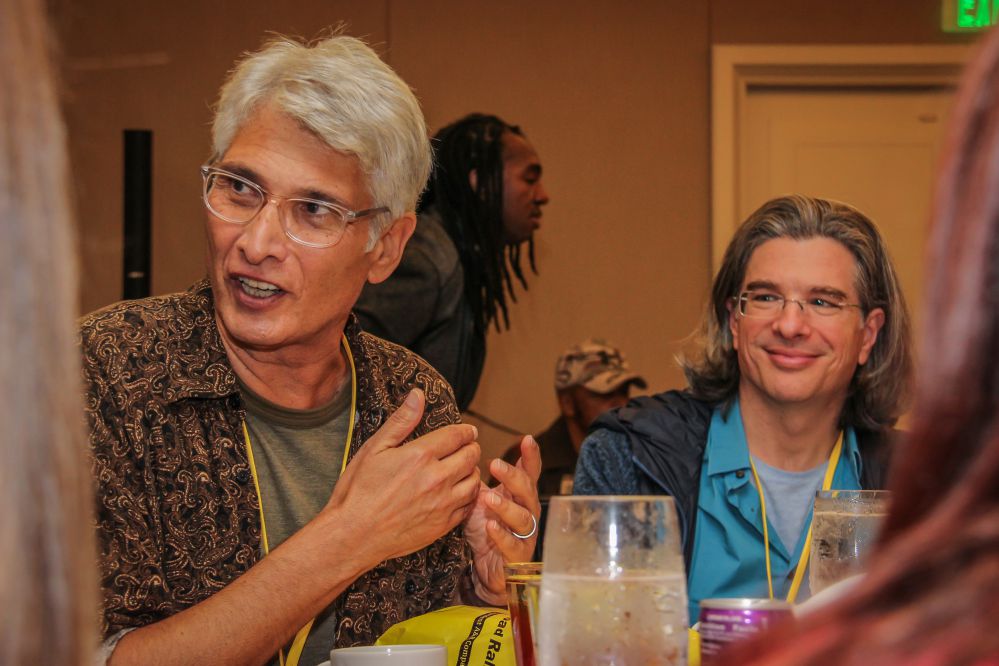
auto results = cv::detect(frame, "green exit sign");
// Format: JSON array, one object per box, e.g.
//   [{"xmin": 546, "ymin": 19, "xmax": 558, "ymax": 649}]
[{"xmin": 943, "ymin": 0, "xmax": 999, "ymax": 32}]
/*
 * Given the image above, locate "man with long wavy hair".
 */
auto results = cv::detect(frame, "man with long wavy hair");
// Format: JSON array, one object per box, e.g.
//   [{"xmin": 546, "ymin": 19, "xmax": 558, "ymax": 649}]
[{"xmin": 575, "ymin": 195, "xmax": 912, "ymax": 622}]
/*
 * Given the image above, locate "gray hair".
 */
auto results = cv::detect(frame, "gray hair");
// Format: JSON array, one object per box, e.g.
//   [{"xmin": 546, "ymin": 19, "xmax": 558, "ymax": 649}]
[
  {"xmin": 210, "ymin": 33, "xmax": 431, "ymax": 247},
  {"xmin": 682, "ymin": 195, "xmax": 913, "ymax": 431}
]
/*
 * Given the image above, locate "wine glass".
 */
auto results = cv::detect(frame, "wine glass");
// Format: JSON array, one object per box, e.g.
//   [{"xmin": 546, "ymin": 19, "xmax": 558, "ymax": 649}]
[{"xmin": 538, "ymin": 496, "xmax": 688, "ymax": 666}]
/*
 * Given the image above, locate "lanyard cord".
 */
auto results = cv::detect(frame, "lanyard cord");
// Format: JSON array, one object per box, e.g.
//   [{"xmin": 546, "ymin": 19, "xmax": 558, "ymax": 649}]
[
  {"xmin": 242, "ymin": 334, "xmax": 358, "ymax": 666},
  {"xmin": 747, "ymin": 432, "xmax": 843, "ymax": 604}
]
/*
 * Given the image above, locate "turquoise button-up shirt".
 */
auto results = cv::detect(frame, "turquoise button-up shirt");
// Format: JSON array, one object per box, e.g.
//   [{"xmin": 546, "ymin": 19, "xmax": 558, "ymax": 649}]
[{"xmin": 686, "ymin": 398, "xmax": 863, "ymax": 622}]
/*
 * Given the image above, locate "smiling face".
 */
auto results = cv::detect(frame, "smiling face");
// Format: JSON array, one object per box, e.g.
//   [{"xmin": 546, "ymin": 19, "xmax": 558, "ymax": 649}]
[
  {"xmin": 727, "ymin": 237, "xmax": 885, "ymax": 413},
  {"xmin": 206, "ymin": 104, "xmax": 411, "ymax": 358},
  {"xmin": 500, "ymin": 132, "xmax": 549, "ymax": 244}
]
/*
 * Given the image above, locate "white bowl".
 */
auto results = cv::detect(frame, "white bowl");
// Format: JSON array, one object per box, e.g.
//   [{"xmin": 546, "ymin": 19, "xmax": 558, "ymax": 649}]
[{"xmin": 329, "ymin": 644, "xmax": 447, "ymax": 666}]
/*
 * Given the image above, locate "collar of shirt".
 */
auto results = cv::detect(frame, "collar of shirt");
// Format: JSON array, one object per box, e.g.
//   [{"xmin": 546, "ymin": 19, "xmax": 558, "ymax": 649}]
[{"xmin": 704, "ymin": 397, "xmax": 864, "ymax": 484}]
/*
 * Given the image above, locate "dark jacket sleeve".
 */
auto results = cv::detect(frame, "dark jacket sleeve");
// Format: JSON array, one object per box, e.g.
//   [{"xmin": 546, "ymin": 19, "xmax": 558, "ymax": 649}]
[
  {"xmin": 573, "ymin": 428, "xmax": 642, "ymax": 495},
  {"xmin": 354, "ymin": 237, "xmax": 469, "ymax": 401},
  {"xmin": 354, "ymin": 243, "xmax": 444, "ymax": 347}
]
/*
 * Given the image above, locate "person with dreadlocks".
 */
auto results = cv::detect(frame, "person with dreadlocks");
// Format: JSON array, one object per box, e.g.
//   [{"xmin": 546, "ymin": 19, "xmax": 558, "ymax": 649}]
[{"xmin": 355, "ymin": 113, "xmax": 550, "ymax": 410}]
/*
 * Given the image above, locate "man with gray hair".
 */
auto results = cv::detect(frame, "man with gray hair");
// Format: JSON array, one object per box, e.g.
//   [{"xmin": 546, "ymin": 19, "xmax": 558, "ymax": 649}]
[
  {"xmin": 81, "ymin": 33, "xmax": 541, "ymax": 665},
  {"xmin": 575, "ymin": 195, "xmax": 912, "ymax": 623}
]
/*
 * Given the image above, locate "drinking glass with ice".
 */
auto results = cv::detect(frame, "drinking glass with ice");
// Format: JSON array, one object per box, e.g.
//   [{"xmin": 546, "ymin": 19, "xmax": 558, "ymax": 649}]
[{"xmin": 538, "ymin": 496, "xmax": 689, "ymax": 666}]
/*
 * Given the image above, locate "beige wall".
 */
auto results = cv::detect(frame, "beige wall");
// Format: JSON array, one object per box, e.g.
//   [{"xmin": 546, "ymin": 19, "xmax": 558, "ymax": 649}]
[{"xmin": 53, "ymin": 0, "xmax": 975, "ymax": 461}]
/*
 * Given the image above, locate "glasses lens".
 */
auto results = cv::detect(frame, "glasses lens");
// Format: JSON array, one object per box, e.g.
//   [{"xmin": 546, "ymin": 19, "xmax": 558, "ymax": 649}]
[
  {"xmin": 205, "ymin": 172, "xmax": 263, "ymax": 223},
  {"xmin": 805, "ymin": 301, "xmax": 846, "ymax": 317},
  {"xmin": 741, "ymin": 292, "xmax": 782, "ymax": 318},
  {"xmin": 285, "ymin": 199, "xmax": 346, "ymax": 247}
]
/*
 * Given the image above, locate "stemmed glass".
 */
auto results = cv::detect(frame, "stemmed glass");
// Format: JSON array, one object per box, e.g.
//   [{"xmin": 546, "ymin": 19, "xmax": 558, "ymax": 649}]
[{"xmin": 538, "ymin": 496, "xmax": 689, "ymax": 665}]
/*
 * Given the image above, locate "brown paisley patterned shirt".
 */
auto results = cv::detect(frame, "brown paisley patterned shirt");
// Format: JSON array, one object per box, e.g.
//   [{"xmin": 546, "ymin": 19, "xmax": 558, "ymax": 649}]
[{"xmin": 80, "ymin": 279, "xmax": 471, "ymax": 647}]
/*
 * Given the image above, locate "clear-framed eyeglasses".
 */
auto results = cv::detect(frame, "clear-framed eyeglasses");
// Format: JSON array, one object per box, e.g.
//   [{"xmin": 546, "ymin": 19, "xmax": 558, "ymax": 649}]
[
  {"xmin": 200, "ymin": 166, "xmax": 389, "ymax": 249},
  {"xmin": 734, "ymin": 290, "xmax": 863, "ymax": 319}
]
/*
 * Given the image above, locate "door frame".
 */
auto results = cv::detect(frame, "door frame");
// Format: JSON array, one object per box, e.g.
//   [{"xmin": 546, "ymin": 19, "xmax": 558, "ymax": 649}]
[{"xmin": 711, "ymin": 44, "xmax": 971, "ymax": 271}]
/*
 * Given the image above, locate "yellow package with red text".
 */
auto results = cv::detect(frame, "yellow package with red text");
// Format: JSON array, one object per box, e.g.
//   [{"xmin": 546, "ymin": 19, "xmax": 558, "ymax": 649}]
[{"xmin": 376, "ymin": 605, "xmax": 514, "ymax": 666}]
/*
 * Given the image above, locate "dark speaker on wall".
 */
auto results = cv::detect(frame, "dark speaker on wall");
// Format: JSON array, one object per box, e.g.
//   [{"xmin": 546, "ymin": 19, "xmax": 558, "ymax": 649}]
[{"xmin": 123, "ymin": 129, "xmax": 152, "ymax": 300}]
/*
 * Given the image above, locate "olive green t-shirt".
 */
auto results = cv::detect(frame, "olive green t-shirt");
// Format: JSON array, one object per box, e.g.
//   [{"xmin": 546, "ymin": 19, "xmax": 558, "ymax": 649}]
[{"xmin": 239, "ymin": 376, "xmax": 352, "ymax": 666}]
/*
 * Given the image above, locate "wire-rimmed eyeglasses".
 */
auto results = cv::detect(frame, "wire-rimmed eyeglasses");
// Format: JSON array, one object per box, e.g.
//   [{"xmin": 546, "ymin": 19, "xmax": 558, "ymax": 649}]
[
  {"xmin": 200, "ymin": 166, "xmax": 389, "ymax": 249},
  {"xmin": 734, "ymin": 290, "xmax": 863, "ymax": 319}
]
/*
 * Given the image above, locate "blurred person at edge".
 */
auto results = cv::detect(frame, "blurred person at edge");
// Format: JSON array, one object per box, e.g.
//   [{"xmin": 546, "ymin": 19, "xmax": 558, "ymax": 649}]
[
  {"xmin": 79, "ymin": 32, "xmax": 541, "ymax": 666},
  {"xmin": 0, "ymin": 0, "xmax": 98, "ymax": 664},
  {"xmin": 500, "ymin": 338, "xmax": 647, "ymax": 497},
  {"xmin": 355, "ymin": 113, "xmax": 550, "ymax": 411},
  {"xmin": 725, "ymin": 27, "xmax": 999, "ymax": 666},
  {"xmin": 574, "ymin": 194, "xmax": 912, "ymax": 622}
]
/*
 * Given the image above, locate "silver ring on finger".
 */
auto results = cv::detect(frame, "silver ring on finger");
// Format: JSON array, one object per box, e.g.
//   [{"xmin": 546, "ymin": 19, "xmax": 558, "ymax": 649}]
[{"xmin": 510, "ymin": 513, "xmax": 538, "ymax": 540}]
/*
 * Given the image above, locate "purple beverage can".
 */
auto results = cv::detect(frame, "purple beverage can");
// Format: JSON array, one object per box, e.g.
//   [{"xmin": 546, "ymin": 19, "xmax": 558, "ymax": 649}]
[{"xmin": 697, "ymin": 598, "xmax": 793, "ymax": 662}]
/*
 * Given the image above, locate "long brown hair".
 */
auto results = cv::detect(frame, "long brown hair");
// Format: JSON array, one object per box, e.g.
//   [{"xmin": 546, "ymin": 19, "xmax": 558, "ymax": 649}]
[
  {"xmin": 727, "ymin": 30, "xmax": 999, "ymax": 666},
  {"xmin": 0, "ymin": 0, "xmax": 97, "ymax": 663},
  {"xmin": 682, "ymin": 195, "xmax": 912, "ymax": 431}
]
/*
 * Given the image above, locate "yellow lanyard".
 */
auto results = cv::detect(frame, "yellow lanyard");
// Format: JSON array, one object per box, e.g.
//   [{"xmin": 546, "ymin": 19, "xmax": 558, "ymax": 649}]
[
  {"xmin": 241, "ymin": 334, "xmax": 358, "ymax": 666},
  {"xmin": 747, "ymin": 432, "xmax": 843, "ymax": 604}
]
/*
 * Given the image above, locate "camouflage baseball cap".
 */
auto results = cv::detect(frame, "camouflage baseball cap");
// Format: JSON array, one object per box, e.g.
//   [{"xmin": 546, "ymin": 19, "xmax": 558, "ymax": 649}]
[{"xmin": 554, "ymin": 338, "xmax": 647, "ymax": 393}]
